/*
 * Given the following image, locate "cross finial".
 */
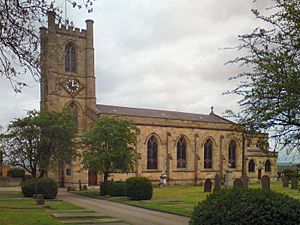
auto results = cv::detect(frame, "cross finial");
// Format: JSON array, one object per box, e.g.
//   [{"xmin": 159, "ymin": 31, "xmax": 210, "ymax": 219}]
[{"xmin": 210, "ymin": 106, "xmax": 214, "ymax": 115}]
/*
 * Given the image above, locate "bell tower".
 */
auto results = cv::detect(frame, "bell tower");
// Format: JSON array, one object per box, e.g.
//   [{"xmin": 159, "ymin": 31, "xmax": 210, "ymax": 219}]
[{"xmin": 40, "ymin": 11, "xmax": 96, "ymax": 133}]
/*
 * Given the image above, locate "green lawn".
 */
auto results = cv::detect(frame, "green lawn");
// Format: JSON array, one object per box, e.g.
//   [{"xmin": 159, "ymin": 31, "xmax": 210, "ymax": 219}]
[
  {"xmin": 73, "ymin": 181, "xmax": 300, "ymax": 216},
  {"xmin": 0, "ymin": 191, "xmax": 82, "ymax": 225}
]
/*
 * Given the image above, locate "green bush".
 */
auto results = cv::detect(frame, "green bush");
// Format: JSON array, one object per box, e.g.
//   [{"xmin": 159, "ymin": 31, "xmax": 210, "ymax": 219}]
[
  {"xmin": 125, "ymin": 177, "xmax": 153, "ymax": 200},
  {"xmin": 100, "ymin": 181, "xmax": 108, "ymax": 196},
  {"xmin": 36, "ymin": 177, "xmax": 58, "ymax": 199},
  {"xmin": 107, "ymin": 181, "xmax": 125, "ymax": 196},
  {"xmin": 21, "ymin": 177, "xmax": 58, "ymax": 199},
  {"xmin": 190, "ymin": 188, "xmax": 300, "ymax": 225},
  {"xmin": 21, "ymin": 178, "xmax": 38, "ymax": 197},
  {"xmin": 7, "ymin": 168, "xmax": 25, "ymax": 178}
]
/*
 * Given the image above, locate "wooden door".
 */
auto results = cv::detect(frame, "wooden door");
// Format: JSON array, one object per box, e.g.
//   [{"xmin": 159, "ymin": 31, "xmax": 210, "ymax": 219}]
[
  {"xmin": 88, "ymin": 171, "xmax": 98, "ymax": 186},
  {"xmin": 258, "ymin": 169, "xmax": 262, "ymax": 180}
]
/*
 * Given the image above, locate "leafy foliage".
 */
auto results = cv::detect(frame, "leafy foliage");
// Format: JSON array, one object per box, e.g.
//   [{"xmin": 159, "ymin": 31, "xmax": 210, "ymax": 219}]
[
  {"xmin": 125, "ymin": 177, "xmax": 153, "ymax": 200},
  {"xmin": 7, "ymin": 167, "xmax": 25, "ymax": 178},
  {"xmin": 0, "ymin": 110, "xmax": 76, "ymax": 177},
  {"xmin": 190, "ymin": 188, "xmax": 300, "ymax": 225},
  {"xmin": 226, "ymin": 0, "xmax": 300, "ymax": 152},
  {"xmin": 21, "ymin": 177, "xmax": 58, "ymax": 199},
  {"xmin": 107, "ymin": 181, "xmax": 126, "ymax": 197},
  {"xmin": 82, "ymin": 116, "xmax": 140, "ymax": 183},
  {"xmin": 0, "ymin": 0, "xmax": 94, "ymax": 92},
  {"xmin": 21, "ymin": 178, "xmax": 38, "ymax": 197}
]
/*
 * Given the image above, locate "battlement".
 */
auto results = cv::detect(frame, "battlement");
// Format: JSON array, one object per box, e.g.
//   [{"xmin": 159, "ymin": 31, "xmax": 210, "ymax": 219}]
[
  {"xmin": 46, "ymin": 11, "xmax": 93, "ymax": 39},
  {"xmin": 55, "ymin": 24, "xmax": 87, "ymax": 37}
]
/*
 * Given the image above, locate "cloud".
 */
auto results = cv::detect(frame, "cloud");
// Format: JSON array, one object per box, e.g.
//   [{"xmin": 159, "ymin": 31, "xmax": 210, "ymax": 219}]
[{"xmin": 0, "ymin": 0, "xmax": 271, "ymax": 129}]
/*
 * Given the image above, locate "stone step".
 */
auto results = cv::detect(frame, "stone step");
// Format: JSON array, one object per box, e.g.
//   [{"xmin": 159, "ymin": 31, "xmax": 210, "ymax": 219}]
[
  {"xmin": 59, "ymin": 218, "xmax": 122, "ymax": 224},
  {"xmin": 52, "ymin": 213, "xmax": 106, "ymax": 218}
]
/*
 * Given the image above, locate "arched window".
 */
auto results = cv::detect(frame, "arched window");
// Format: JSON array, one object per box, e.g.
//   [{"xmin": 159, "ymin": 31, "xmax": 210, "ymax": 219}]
[
  {"xmin": 177, "ymin": 137, "xmax": 187, "ymax": 169},
  {"xmin": 68, "ymin": 102, "xmax": 78, "ymax": 131},
  {"xmin": 256, "ymin": 140, "xmax": 260, "ymax": 148},
  {"xmin": 228, "ymin": 140, "xmax": 237, "ymax": 168},
  {"xmin": 248, "ymin": 160, "xmax": 255, "ymax": 172},
  {"xmin": 147, "ymin": 136, "xmax": 158, "ymax": 169},
  {"xmin": 65, "ymin": 42, "xmax": 76, "ymax": 72},
  {"xmin": 204, "ymin": 139, "xmax": 213, "ymax": 169},
  {"xmin": 265, "ymin": 160, "xmax": 271, "ymax": 172}
]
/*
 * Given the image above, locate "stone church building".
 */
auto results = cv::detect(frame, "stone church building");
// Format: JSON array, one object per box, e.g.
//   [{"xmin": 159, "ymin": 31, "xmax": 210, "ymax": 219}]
[{"xmin": 41, "ymin": 12, "xmax": 277, "ymax": 187}]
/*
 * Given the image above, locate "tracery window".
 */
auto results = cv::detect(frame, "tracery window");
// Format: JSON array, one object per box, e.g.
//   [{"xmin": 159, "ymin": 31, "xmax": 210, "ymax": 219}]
[
  {"xmin": 65, "ymin": 42, "xmax": 76, "ymax": 72},
  {"xmin": 248, "ymin": 159, "xmax": 255, "ymax": 172},
  {"xmin": 177, "ymin": 137, "xmax": 187, "ymax": 169},
  {"xmin": 265, "ymin": 160, "xmax": 271, "ymax": 172},
  {"xmin": 228, "ymin": 140, "xmax": 237, "ymax": 168},
  {"xmin": 204, "ymin": 139, "xmax": 213, "ymax": 169},
  {"xmin": 147, "ymin": 136, "xmax": 158, "ymax": 169},
  {"xmin": 68, "ymin": 102, "xmax": 78, "ymax": 131}
]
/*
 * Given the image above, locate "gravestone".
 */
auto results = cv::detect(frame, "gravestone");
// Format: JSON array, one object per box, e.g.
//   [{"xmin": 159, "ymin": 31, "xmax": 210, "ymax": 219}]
[
  {"xmin": 291, "ymin": 177, "xmax": 298, "ymax": 190},
  {"xmin": 241, "ymin": 174, "xmax": 249, "ymax": 188},
  {"xmin": 224, "ymin": 166, "xmax": 233, "ymax": 189},
  {"xmin": 213, "ymin": 174, "xmax": 222, "ymax": 192},
  {"xmin": 82, "ymin": 185, "xmax": 88, "ymax": 191},
  {"xmin": 261, "ymin": 175, "xmax": 270, "ymax": 190},
  {"xmin": 204, "ymin": 178, "xmax": 212, "ymax": 192},
  {"xmin": 233, "ymin": 178, "xmax": 244, "ymax": 188},
  {"xmin": 79, "ymin": 180, "xmax": 82, "ymax": 191},
  {"xmin": 282, "ymin": 177, "xmax": 289, "ymax": 187},
  {"xmin": 36, "ymin": 194, "xmax": 45, "ymax": 205}
]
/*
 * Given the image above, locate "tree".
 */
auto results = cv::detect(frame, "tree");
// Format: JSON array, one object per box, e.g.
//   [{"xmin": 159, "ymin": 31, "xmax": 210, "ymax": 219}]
[
  {"xmin": 0, "ymin": 110, "xmax": 77, "ymax": 177},
  {"xmin": 227, "ymin": 0, "xmax": 300, "ymax": 152},
  {"xmin": 82, "ymin": 116, "xmax": 140, "ymax": 183},
  {"xmin": 0, "ymin": 0, "xmax": 94, "ymax": 92}
]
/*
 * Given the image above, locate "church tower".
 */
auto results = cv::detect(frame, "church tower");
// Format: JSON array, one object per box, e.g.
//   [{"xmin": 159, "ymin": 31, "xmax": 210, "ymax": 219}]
[
  {"xmin": 40, "ymin": 12, "xmax": 97, "ymax": 186},
  {"xmin": 40, "ymin": 11, "xmax": 96, "ymax": 133}
]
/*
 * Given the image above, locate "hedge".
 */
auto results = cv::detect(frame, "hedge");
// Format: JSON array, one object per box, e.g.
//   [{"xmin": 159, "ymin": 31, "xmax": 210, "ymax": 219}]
[
  {"xmin": 125, "ymin": 177, "xmax": 153, "ymax": 200},
  {"xmin": 7, "ymin": 168, "xmax": 25, "ymax": 178},
  {"xmin": 189, "ymin": 188, "xmax": 300, "ymax": 225},
  {"xmin": 107, "ymin": 181, "xmax": 126, "ymax": 197},
  {"xmin": 21, "ymin": 177, "xmax": 58, "ymax": 199}
]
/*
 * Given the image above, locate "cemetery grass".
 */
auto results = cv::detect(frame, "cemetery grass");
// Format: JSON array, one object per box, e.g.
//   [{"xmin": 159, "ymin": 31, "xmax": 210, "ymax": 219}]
[
  {"xmin": 0, "ymin": 191, "xmax": 83, "ymax": 225},
  {"xmin": 73, "ymin": 181, "xmax": 300, "ymax": 216}
]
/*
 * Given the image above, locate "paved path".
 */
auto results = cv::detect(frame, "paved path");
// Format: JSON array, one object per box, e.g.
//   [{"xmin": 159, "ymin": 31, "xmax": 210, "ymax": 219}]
[{"xmin": 58, "ymin": 191, "xmax": 190, "ymax": 225}]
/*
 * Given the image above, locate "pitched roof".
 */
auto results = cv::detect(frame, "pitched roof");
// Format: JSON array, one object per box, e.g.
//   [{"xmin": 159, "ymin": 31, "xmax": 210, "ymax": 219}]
[{"xmin": 96, "ymin": 104, "xmax": 234, "ymax": 124}]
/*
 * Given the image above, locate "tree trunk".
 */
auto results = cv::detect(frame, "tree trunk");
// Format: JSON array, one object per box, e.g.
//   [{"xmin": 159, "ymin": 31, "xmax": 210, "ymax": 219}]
[{"xmin": 104, "ymin": 172, "xmax": 109, "ymax": 183}]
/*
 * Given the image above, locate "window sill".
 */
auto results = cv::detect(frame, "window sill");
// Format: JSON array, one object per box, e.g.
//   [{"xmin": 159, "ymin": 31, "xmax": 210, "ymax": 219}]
[{"xmin": 142, "ymin": 170, "xmax": 161, "ymax": 173}]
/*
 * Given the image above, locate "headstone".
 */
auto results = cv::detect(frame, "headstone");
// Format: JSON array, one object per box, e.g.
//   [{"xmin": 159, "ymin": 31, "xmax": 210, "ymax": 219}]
[
  {"xmin": 261, "ymin": 175, "xmax": 270, "ymax": 190},
  {"xmin": 79, "ymin": 180, "xmax": 82, "ymax": 191},
  {"xmin": 282, "ymin": 176, "xmax": 289, "ymax": 187},
  {"xmin": 213, "ymin": 174, "xmax": 222, "ymax": 192},
  {"xmin": 233, "ymin": 178, "xmax": 244, "ymax": 188},
  {"xmin": 241, "ymin": 174, "xmax": 249, "ymax": 188},
  {"xmin": 32, "ymin": 194, "xmax": 37, "ymax": 199},
  {"xmin": 82, "ymin": 185, "xmax": 88, "ymax": 191},
  {"xmin": 204, "ymin": 178, "xmax": 212, "ymax": 192},
  {"xmin": 224, "ymin": 166, "xmax": 233, "ymax": 189},
  {"xmin": 36, "ymin": 194, "xmax": 45, "ymax": 205},
  {"xmin": 291, "ymin": 177, "xmax": 298, "ymax": 190}
]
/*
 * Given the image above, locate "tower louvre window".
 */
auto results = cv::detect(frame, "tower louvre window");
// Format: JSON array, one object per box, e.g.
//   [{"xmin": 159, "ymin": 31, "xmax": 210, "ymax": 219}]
[{"xmin": 65, "ymin": 42, "xmax": 76, "ymax": 72}]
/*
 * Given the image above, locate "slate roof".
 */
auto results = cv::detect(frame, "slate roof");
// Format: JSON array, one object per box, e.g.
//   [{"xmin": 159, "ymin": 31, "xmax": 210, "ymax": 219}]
[{"xmin": 96, "ymin": 104, "xmax": 234, "ymax": 124}]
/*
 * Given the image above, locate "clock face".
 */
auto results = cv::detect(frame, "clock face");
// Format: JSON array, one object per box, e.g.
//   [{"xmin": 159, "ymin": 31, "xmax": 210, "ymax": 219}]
[{"xmin": 64, "ymin": 79, "xmax": 81, "ymax": 95}]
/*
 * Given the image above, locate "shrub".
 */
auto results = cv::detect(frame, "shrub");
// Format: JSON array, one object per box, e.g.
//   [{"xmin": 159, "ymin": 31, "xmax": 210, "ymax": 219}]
[
  {"xmin": 100, "ymin": 181, "xmax": 108, "ymax": 196},
  {"xmin": 36, "ymin": 177, "xmax": 58, "ymax": 199},
  {"xmin": 125, "ymin": 177, "xmax": 153, "ymax": 200},
  {"xmin": 21, "ymin": 178, "xmax": 38, "ymax": 197},
  {"xmin": 21, "ymin": 177, "xmax": 58, "ymax": 199},
  {"xmin": 7, "ymin": 168, "xmax": 25, "ymax": 178},
  {"xmin": 189, "ymin": 188, "xmax": 300, "ymax": 225},
  {"xmin": 107, "ymin": 181, "xmax": 125, "ymax": 196}
]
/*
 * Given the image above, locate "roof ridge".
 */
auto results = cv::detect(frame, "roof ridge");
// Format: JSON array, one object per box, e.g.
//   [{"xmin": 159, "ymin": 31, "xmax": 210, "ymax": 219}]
[{"xmin": 97, "ymin": 103, "xmax": 209, "ymax": 117}]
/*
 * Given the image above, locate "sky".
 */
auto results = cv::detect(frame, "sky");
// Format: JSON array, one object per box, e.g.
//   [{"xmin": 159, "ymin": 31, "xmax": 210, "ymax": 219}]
[{"xmin": 1, "ymin": 0, "xmax": 291, "ymax": 161}]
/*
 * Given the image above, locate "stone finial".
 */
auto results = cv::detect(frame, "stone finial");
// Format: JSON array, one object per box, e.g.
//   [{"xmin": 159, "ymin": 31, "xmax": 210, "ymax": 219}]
[{"xmin": 210, "ymin": 106, "xmax": 214, "ymax": 115}]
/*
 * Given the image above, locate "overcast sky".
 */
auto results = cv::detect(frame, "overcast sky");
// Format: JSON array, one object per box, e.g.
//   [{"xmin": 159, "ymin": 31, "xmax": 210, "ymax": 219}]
[{"xmin": 1, "ymin": 0, "xmax": 290, "ymax": 161}]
